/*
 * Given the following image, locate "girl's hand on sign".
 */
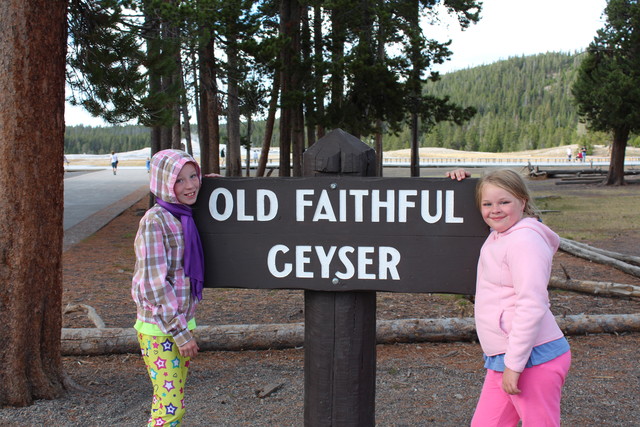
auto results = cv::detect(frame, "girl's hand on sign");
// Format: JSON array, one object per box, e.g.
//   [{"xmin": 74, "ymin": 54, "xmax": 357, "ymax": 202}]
[
  {"xmin": 205, "ymin": 173, "xmax": 222, "ymax": 178},
  {"xmin": 446, "ymin": 169, "xmax": 470, "ymax": 181}
]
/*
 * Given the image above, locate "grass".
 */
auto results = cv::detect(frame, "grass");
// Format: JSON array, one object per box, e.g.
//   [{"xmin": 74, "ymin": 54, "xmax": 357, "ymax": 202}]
[{"xmin": 534, "ymin": 186, "xmax": 640, "ymax": 242}]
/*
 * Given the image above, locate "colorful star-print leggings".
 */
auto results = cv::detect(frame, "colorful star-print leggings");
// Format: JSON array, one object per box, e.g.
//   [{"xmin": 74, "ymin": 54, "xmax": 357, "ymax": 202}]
[{"xmin": 137, "ymin": 333, "xmax": 191, "ymax": 427}]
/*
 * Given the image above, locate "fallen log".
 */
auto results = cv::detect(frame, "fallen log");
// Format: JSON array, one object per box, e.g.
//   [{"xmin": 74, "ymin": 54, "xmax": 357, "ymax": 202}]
[
  {"xmin": 376, "ymin": 317, "xmax": 476, "ymax": 344},
  {"xmin": 555, "ymin": 314, "xmax": 640, "ymax": 335},
  {"xmin": 549, "ymin": 276, "xmax": 640, "ymax": 300},
  {"xmin": 61, "ymin": 313, "xmax": 640, "ymax": 356},
  {"xmin": 561, "ymin": 238, "xmax": 640, "ymax": 267},
  {"xmin": 542, "ymin": 168, "xmax": 606, "ymax": 178},
  {"xmin": 63, "ymin": 304, "xmax": 106, "ymax": 329},
  {"xmin": 555, "ymin": 178, "xmax": 604, "ymax": 185},
  {"xmin": 61, "ymin": 323, "xmax": 306, "ymax": 356},
  {"xmin": 559, "ymin": 239, "xmax": 640, "ymax": 278}
]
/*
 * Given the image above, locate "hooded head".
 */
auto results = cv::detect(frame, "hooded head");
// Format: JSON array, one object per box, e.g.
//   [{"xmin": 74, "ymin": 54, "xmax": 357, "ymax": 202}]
[{"xmin": 149, "ymin": 149, "xmax": 202, "ymax": 204}]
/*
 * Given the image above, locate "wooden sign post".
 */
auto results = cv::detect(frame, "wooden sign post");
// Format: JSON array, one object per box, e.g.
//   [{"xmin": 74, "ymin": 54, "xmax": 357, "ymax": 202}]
[
  {"xmin": 192, "ymin": 129, "xmax": 488, "ymax": 426},
  {"xmin": 302, "ymin": 129, "xmax": 377, "ymax": 426}
]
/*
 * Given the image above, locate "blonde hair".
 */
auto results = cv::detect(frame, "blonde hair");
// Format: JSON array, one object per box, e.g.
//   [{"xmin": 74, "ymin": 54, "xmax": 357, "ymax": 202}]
[{"xmin": 475, "ymin": 169, "xmax": 539, "ymax": 218}]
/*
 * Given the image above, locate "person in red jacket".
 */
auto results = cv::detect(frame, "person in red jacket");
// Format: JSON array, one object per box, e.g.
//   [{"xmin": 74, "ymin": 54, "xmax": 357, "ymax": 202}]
[{"xmin": 447, "ymin": 168, "xmax": 571, "ymax": 427}]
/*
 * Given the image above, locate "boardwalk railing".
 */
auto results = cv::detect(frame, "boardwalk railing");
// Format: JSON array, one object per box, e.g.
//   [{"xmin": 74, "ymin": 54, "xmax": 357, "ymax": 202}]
[{"xmin": 382, "ymin": 156, "xmax": 640, "ymax": 168}]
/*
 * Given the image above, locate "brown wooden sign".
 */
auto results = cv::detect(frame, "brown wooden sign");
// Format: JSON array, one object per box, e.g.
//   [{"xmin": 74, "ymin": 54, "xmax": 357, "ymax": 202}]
[{"xmin": 193, "ymin": 176, "xmax": 488, "ymax": 294}]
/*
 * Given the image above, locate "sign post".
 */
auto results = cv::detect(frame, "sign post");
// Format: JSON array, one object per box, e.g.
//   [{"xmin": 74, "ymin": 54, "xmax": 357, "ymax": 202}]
[
  {"xmin": 302, "ymin": 129, "xmax": 377, "ymax": 426},
  {"xmin": 192, "ymin": 129, "xmax": 488, "ymax": 426}
]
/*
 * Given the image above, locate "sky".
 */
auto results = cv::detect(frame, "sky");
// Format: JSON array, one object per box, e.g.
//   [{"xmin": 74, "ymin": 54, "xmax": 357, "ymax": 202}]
[{"xmin": 64, "ymin": 0, "xmax": 608, "ymax": 127}]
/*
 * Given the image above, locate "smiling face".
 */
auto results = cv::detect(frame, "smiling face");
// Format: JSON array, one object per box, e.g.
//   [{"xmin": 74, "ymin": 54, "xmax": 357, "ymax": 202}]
[
  {"xmin": 174, "ymin": 162, "xmax": 200, "ymax": 205},
  {"xmin": 480, "ymin": 183, "xmax": 525, "ymax": 233}
]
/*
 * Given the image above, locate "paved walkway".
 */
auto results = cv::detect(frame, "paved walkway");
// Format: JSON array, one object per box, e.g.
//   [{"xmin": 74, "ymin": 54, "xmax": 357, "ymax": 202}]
[{"xmin": 63, "ymin": 167, "xmax": 149, "ymax": 251}]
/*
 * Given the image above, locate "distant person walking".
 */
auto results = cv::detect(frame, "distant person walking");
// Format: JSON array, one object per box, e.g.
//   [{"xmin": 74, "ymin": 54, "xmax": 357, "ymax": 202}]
[
  {"xmin": 566, "ymin": 147, "xmax": 572, "ymax": 162},
  {"xmin": 581, "ymin": 147, "xmax": 587, "ymax": 162},
  {"xmin": 111, "ymin": 151, "xmax": 119, "ymax": 175}
]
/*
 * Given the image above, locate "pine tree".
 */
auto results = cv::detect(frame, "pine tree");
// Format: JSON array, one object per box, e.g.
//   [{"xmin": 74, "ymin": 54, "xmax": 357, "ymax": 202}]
[{"xmin": 572, "ymin": 0, "xmax": 640, "ymax": 185}]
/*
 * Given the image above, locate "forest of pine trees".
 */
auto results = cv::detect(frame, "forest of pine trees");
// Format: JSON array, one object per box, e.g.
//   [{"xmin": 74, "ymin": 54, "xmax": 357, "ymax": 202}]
[
  {"xmin": 64, "ymin": 52, "xmax": 639, "ymax": 155},
  {"xmin": 64, "ymin": 125, "xmax": 152, "ymax": 154}
]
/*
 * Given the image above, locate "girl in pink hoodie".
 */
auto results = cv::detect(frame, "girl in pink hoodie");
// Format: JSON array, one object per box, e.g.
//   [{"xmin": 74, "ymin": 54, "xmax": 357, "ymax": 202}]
[{"xmin": 469, "ymin": 169, "xmax": 571, "ymax": 427}]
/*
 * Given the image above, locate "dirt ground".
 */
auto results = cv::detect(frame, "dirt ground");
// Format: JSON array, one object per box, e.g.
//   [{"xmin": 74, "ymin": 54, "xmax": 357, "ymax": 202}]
[{"xmin": 1, "ymin": 173, "xmax": 639, "ymax": 426}]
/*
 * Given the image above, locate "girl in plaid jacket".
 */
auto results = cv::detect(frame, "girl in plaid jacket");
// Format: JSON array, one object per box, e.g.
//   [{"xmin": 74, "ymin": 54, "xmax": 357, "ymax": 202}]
[{"xmin": 132, "ymin": 149, "xmax": 205, "ymax": 426}]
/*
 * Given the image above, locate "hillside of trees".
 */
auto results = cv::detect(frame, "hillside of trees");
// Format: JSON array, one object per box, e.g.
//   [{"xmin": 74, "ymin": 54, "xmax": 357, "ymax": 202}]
[
  {"xmin": 64, "ymin": 52, "xmax": 639, "ymax": 155},
  {"xmin": 386, "ymin": 52, "xmax": 617, "ymax": 152},
  {"xmin": 64, "ymin": 125, "xmax": 151, "ymax": 154}
]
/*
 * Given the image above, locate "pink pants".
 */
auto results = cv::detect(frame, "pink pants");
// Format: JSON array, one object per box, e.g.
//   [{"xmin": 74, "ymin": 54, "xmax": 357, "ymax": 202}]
[{"xmin": 471, "ymin": 351, "xmax": 571, "ymax": 427}]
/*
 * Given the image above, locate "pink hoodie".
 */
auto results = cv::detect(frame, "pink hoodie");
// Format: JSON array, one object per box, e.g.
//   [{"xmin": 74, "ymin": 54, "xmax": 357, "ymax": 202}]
[{"xmin": 474, "ymin": 217, "xmax": 564, "ymax": 372}]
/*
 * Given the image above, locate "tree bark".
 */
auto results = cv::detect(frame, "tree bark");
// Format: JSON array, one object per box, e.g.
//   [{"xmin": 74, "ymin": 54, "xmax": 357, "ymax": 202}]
[
  {"xmin": 180, "ymin": 66, "xmax": 193, "ymax": 155},
  {"xmin": 0, "ymin": 0, "xmax": 67, "ymax": 406},
  {"xmin": 278, "ymin": 0, "xmax": 296, "ymax": 177},
  {"xmin": 312, "ymin": 4, "xmax": 325, "ymax": 140},
  {"xmin": 225, "ymin": 34, "xmax": 242, "ymax": 177},
  {"xmin": 61, "ymin": 313, "xmax": 640, "ymax": 356},
  {"xmin": 256, "ymin": 67, "xmax": 280, "ymax": 177},
  {"xmin": 606, "ymin": 126, "xmax": 629, "ymax": 185},
  {"xmin": 198, "ymin": 36, "xmax": 220, "ymax": 175}
]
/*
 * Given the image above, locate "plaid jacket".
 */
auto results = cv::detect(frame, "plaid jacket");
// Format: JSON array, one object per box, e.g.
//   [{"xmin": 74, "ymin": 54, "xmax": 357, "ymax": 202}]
[{"xmin": 131, "ymin": 150, "xmax": 201, "ymax": 347}]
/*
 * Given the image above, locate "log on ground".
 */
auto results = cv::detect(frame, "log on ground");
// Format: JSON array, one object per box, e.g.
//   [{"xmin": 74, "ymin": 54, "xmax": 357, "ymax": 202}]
[
  {"xmin": 61, "ymin": 314, "xmax": 640, "ymax": 356},
  {"xmin": 560, "ymin": 238, "xmax": 640, "ymax": 266},
  {"xmin": 550, "ymin": 276, "xmax": 640, "ymax": 300},
  {"xmin": 559, "ymin": 239, "xmax": 640, "ymax": 278}
]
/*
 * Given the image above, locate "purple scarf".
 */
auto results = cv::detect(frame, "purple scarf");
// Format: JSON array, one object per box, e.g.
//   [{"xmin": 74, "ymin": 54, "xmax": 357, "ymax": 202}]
[{"xmin": 156, "ymin": 199, "xmax": 204, "ymax": 301}]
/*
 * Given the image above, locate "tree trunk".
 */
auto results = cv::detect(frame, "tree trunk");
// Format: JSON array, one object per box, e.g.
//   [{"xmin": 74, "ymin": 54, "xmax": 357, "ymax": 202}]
[
  {"xmin": 374, "ymin": 21, "xmax": 386, "ymax": 177},
  {"xmin": 245, "ymin": 115, "xmax": 252, "ymax": 177},
  {"xmin": 278, "ymin": 0, "xmax": 296, "ymax": 177},
  {"xmin": 278, "ymin": 101, "xmax": 292, "ymax": 177},
  {"xmin": 226, "ymin": 35, "xmax": 242, "ymax": 177},
  {"xmin": 199, "ymin": 36, "xmax": 220, "ymax": 175},
  {"xmin": 191, "ymin": 48, "xmax": 200, "ymax": 154},
  {"xmin": 407, "ymin": 2, "xmax": 422, "ymax": 178},
  {"xmin": 301, "ymin": 5, "xmax": 315, "ymax": 149},
  {"xmin": 410, "ymin": 112, "xmax": 419, "ymax": 177},
  {"xmin": 60, "ymin": 313, "xmax": 640, "ymax": 356},
  {"xmin": 171, "ymin": 43, "xmax": 182, "ymax": 150},
  {"xmin": 256, "ymin": 67, "xmax": 280, "ymax": 177},
  {"xmin": 0, "ymin": 0, "xmax": 67, "ymax": 406},
  {"xmin": 290, "ymin": 1, "xmax": 304, "ymax": 178},
  {"xmin": 181, "ymin": 67, "xmax": 193, "ymax": 155},
  {"xmin": 329, "ymin": 7, "xmax": 345, "ymax": 128},
  {"xmin": 313, "ymin": 4, "xmax": 325, "ymax": 140},
  {"xmin": 198, "ymin": 77, "xmax": 210, "ymax": 172},
  {"xmin": 375, "ymin": 127, "xmax": 384, "ymax": 176},
  {"xmin": 606, "ymin": 126, "xmax": 629, "ymax": 185},
  {"xmin": 144, "ymin": 4, "xmax": 162, "ymax": 156}
]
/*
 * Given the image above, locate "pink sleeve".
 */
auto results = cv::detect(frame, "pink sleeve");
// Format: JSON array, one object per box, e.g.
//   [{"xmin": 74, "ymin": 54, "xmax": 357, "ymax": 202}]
[{"xmin": 503, "ymin": 229, "xmax": 553, "ymax": 372}]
